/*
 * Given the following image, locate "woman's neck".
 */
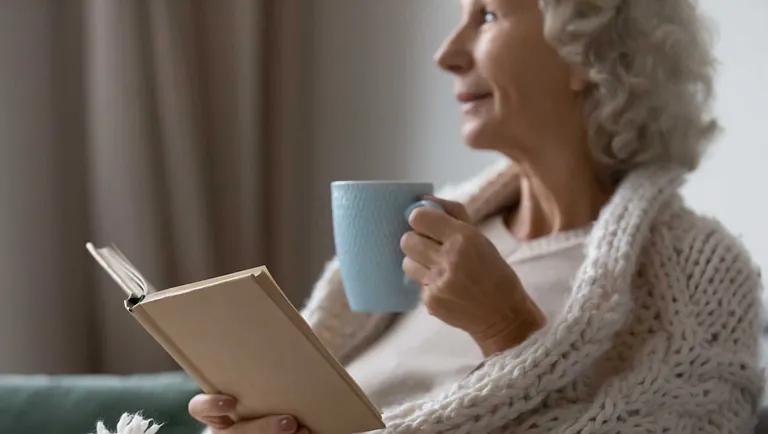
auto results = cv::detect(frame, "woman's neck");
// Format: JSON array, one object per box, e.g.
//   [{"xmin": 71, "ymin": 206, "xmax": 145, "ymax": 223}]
[{"xmin": 505, "ymin": 155, "xmax": 612, "ymax": 240}]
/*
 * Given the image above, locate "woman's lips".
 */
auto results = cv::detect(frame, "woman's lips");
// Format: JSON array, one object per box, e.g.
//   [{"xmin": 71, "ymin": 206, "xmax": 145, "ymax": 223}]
[
  {"xmin": 456, "ymin": 92, "xmax": 493, "ymax": 103},
  {"xmin": 456, "ymin": 92, "xmax": 492, "ymax": 112}
]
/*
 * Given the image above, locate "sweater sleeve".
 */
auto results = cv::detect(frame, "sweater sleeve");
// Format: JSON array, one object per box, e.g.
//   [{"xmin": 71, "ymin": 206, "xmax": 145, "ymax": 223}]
[
  {"xmin": 491, "ymin": 220, "xmax": 765, "ymax": 434},
  {"xmin": 685, "ymin": 222, "xmax": 764, "ymax": 432}
]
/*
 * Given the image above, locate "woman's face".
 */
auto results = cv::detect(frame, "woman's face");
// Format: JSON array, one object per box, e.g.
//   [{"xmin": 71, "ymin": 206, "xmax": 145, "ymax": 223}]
[{"xmin": 436, "ymin": 0, "xmax": 587, "ymax": 160}]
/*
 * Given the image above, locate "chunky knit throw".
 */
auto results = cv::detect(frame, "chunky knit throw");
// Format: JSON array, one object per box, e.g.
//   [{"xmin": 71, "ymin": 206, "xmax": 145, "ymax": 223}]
[{"xmin": 107, "ymin": 159, "xmax": 765, "ymax": 434}]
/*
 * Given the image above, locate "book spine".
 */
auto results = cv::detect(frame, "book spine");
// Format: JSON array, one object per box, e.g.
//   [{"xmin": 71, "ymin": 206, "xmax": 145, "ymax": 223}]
[{"xmin": 129, "ymin": 304, "xmax": 220, "ymax": 394}]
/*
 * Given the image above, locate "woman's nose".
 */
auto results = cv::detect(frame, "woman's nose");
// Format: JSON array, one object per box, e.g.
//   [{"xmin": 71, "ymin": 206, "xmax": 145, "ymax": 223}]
[{"xmin": 434, "ymin": 32, "xmax": 473, "ymax": 75}]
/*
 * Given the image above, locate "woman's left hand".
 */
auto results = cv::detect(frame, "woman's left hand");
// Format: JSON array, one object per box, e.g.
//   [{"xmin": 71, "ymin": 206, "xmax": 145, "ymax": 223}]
[{"xmin": 401, "ymin": 196, "xmax": 546, "ymax": 356}]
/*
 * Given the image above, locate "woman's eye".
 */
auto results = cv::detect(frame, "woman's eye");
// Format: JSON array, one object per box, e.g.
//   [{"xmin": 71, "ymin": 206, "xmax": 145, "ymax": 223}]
[{"xmin": 482, "ymin": 8, "xmax": 497, "ymax": 23}]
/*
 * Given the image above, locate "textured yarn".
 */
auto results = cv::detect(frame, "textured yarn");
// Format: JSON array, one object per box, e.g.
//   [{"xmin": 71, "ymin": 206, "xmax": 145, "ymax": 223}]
[
  {"xmin": 114, "ymin": 159, "xmax": 763, "ymax": 434},
  {"xmin": 301, "ymin": 159, "xmax": 764, "ymax": 433}
]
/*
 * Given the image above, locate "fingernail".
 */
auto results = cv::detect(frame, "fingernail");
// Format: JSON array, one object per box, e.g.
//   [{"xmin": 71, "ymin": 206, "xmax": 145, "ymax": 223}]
[
  {"xmin": 279, "ymin": 416, "xmax": 298, "ymax": 432},
  {"xmin": 422, "ymin": 200, "xmax": 444, "ymax": 211},
  {"xmin": 217, "ymin": 398, "xmax": 235, "ymax": 410}
]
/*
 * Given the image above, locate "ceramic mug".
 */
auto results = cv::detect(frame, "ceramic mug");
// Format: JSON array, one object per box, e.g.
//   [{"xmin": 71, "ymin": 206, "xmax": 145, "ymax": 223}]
[{"xmin": 330, "ymin": 181, "xmax": 442, "ymax": 312}]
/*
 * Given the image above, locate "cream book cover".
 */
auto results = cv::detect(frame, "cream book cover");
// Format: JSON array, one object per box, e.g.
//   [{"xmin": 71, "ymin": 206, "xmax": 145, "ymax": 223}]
[{"xmin": 86, "ymin": 242, "xmax": 384, "ymax": 434}]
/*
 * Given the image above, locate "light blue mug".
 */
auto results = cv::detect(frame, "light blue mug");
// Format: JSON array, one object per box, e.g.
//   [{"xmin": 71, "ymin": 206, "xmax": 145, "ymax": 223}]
[{"xmin": 330, "ymin": 181, "xmax": 443, "ymax": 312}]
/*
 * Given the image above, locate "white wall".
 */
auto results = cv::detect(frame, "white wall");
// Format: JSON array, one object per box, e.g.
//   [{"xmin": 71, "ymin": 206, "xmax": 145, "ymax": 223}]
[
  {"xmin": 683, "ymin": 0, "xmax": 768, "ymax": 273},
  {"xmin": 307, "ymin": 0, "xmax": 768, "ymax": 280},
  {"xmin": 307, "ymin": 1, "xmax": 495, "ymax": 275}
]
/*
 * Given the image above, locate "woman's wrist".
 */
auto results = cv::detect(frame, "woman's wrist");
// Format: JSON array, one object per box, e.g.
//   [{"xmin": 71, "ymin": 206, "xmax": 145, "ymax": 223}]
[{"xmin": 473, "ymin": 300, "xmax": 546, "ymax": 357}]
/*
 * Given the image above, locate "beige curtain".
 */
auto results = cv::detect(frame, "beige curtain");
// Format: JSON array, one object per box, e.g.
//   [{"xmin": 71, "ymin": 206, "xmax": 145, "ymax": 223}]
[{"xmin": 0, "ymin": 0, "xmax": 310, "ymax": 374}]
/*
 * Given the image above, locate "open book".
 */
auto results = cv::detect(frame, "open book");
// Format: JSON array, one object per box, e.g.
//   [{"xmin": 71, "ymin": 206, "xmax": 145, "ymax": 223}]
[{"xmin": 86, "ymin": 243, "xmax": 384, "ymax": 434}]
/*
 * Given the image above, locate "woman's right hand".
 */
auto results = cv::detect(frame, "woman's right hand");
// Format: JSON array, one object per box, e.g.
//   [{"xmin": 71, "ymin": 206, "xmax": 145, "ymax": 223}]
[{"xmin": 189, "ymin": 394, "xmax": 310, "ymax": 434}]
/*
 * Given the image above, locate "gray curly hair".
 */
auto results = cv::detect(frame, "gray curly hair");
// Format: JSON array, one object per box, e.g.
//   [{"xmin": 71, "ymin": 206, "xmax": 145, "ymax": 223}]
[{"xmin": 540, "ymin": 0, "xmax": 719, "ymax": 174}]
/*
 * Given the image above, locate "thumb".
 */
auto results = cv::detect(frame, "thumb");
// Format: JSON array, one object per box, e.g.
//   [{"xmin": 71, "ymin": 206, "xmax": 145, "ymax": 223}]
[
  {"xmin": 423, "ymin": 195, "xmax": 471, "ymax": 224},
  {"xmin": 228, "ymin": 415, "xmax": 299, "ymax": 434}
]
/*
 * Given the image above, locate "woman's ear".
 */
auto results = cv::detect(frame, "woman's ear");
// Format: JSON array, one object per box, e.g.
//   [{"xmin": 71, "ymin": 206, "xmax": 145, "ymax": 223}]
[{"xmin": 569, "ymin": 66, "xmax": 590, "ymax": 92}]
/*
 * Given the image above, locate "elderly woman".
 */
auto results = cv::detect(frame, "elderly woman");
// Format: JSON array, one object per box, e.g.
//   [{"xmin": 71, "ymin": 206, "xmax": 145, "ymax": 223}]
[{"xmin": 188, "ymin": 0, "xmax": 763, "ymax": 433}]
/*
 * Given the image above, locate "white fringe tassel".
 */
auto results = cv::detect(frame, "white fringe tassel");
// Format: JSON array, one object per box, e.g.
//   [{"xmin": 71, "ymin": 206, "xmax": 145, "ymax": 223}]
[{"xmin": 91, "ymin": 413, "xmax": 163, "ymax": 434}]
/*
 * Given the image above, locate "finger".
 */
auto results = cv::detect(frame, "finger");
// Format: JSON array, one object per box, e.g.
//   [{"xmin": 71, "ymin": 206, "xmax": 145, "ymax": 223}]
[
  {"xmin": 188, "ymin": 394, "xmax": 237, "ymax": 419},
  {"xmin": 423, "ymin": 195, "xmax": 471, "ymax": 223},
  {"xmin": 202, "ymin": 415, "xmax": 234, "ymax": 431},
  {"xmin": 400, "ymin": 231, "xmax": 441, "ymax": 268},
  {"xmin": 407, "ymin": 207, "xmax": 459, "ymax": 242},
  {"xmin": 228, "ymin": 415, "xmax": 299, "ymax": 434},
  {"xmin": 403, "ymin": 256, "xmax": 429, "ymax": 284}
]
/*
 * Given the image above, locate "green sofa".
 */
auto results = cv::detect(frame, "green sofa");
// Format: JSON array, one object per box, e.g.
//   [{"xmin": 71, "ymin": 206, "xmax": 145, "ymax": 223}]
[
  {"xmin": 0, "ymin": 371, "xmax": 204, "ymax": 434},
  {"xmin": 4, "ymin": 371, "xmax": 767, "ymax": 434}
]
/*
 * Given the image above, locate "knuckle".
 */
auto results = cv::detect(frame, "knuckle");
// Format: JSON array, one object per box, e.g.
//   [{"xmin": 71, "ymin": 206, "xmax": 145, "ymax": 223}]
[
  {"xmin": 402, "ymin": 257, "xmax": 421, "ymax": 282},
  {"xmin": 455, "ymin": 224, "xmax": 474, "ymax": 240},
  {"xmin": 400, "ymin": 231, "xmax": 415, "ymax": 251},
  {"xmin": 445, "ymin": 239, "xmax": 465, "ymax": 259},
  {"xmin": 453, "ymin": 227, "xmax": 478, "ymax": 250},
  {"xmin": 443, "ymin": 262, "xmax": 459, "ymax": 280},
  {"xmin": 443, "ymin": 200, "xmax": 468, "ymax": 219},
  {"xmin": 453, "ymin": 237, "xmax": 468, "ymax": 253},
  {"xmin": 408, "ymin": 207, "xmax": 427, "ymax": 227},
  {"xmin": 401, "ymin": 256, "xmax": 412, "ymax": 273},
  {"xmin": 437, "ymin": 256, "xmax": 459, "ymax": 279}
]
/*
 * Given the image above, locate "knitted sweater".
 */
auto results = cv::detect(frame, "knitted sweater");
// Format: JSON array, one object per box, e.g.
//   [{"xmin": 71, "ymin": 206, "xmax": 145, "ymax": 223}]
[
  {"xmin": 105, "ymin": 159, "xmax": 764, "ymax": 434},
  {"xmin": 301, "ymin": 159, "xmax": 764, "ymax": 433}
]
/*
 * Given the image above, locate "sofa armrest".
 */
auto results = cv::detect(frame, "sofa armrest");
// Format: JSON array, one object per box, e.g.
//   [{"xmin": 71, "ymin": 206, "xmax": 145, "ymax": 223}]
[{"xmin": 0, "ymin": 371, "xmax": 203, "ymax": 434}]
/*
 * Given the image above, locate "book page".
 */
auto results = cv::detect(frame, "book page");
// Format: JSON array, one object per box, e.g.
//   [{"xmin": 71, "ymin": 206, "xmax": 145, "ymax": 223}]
[{"xmin": 86, "ymin": 243, "xmax": 157, "ymax": 298}]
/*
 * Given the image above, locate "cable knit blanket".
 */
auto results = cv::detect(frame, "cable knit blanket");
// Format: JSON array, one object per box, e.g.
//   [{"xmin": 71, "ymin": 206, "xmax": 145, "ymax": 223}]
[{"xmin": 101, "ymin": 159, "xmax": 765, "ymax": 434}]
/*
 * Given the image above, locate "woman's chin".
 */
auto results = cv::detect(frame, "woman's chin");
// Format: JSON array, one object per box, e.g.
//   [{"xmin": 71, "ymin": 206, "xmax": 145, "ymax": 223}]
[{"xmin": 461, "ymin": 123, "xmax": 494, "ymax": 150}]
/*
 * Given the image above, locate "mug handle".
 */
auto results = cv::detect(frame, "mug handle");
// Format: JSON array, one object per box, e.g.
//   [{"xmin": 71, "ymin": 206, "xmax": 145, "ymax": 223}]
[{"xmin": 404, "ymin": 199, "xmax": 444, "ymax": 221}]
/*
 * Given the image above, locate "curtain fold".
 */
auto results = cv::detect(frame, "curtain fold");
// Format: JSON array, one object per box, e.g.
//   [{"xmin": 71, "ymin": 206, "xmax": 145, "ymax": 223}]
[
  {"xmin": 0, "ymin": 0, "xmax": 94, "ymax": 374},
  {"xmin": 0, "ymin": 0, "xmax": 310, "ymax": 374}
]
